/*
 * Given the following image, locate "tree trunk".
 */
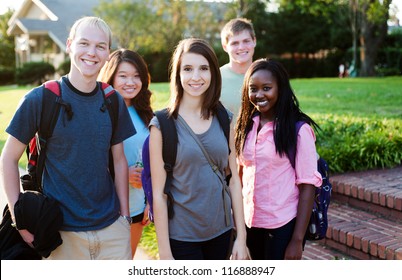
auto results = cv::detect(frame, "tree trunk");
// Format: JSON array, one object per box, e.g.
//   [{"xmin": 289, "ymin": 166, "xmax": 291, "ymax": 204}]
[
  {"xmin": 359, "ymin": 0, "xmax": 391, "ymax": 77},
  {"xmin": 349, "ymin": 0, "xmax": 359, "ymax": 71}
]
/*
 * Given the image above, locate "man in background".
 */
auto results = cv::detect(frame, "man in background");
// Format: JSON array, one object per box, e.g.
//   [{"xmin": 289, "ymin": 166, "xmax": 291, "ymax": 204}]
[{"xmin": 220, "ymin": 18, "xmax": 257, "ymax": 118}]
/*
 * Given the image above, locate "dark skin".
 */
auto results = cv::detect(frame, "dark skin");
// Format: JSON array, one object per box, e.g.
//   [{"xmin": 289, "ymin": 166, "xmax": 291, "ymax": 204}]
[
  {"xmin": 239, "ymin": 164, "xmax": 315, "ymax": 260},
  {"xmin": 240, "ymin": 69, "xmax": 316, "ymax": 260},
  {"xmin": 284, "ymin": 183, "xmax": 315, "ymax": 259}
]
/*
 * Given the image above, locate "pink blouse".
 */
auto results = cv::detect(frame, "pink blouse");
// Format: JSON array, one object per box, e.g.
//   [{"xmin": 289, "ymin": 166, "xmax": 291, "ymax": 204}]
[{"xmin": 238, "ymin": 115, "xmax": 322, "ymax": 229}]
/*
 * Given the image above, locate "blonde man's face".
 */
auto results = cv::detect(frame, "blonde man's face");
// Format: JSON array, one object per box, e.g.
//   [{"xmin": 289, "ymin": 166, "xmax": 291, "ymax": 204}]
[{"xmin": 66, "ymin": 24, "xmax": 110, "ymax": 81}]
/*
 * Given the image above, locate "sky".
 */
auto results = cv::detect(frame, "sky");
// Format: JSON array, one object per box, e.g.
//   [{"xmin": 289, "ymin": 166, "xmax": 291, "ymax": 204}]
[{"xmin": 1, "ymin": 0, "xmax": 402, "ymax": 20}]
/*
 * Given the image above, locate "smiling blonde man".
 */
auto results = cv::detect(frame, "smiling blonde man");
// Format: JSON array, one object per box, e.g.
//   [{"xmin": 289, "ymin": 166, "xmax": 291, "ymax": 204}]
[{"xmin": 0, "ymin": 16, "xmax": 136, "ymax": 260}]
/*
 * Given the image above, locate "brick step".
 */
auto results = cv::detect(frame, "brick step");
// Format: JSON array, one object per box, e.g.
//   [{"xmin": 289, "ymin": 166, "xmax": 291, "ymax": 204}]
[
  {"xmin": 331, "ymin": 166, "xmax": 402, "ymax": 221},
  {"xmin": 322, "ymin": 201, "xmax": 402, "ymax": 260},
  {"xmin": 303, "ymin": 240, "xmax": 356, "ymax": 260}
]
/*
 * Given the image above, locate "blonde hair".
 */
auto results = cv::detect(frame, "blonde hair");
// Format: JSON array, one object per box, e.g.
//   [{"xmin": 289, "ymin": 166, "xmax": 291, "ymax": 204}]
[
  {"xmin": 69, "ymin": 16, "xmax": 112, "ymax": 48},
  {"xmin": 221, "ymin": 18, "xmax": 255, "ymax": 47}
]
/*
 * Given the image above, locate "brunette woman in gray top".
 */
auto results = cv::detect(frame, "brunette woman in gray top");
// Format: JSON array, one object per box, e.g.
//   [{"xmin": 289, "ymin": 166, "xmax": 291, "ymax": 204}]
[{"xmin": 149, "ymin": 38, "xmax": 248, "ymax": 260}]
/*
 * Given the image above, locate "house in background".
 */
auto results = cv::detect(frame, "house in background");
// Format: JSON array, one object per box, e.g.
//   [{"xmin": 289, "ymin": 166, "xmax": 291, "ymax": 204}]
[{"xmin": 7, "ymin": 0, "xmax": 100, "ymax": 73}]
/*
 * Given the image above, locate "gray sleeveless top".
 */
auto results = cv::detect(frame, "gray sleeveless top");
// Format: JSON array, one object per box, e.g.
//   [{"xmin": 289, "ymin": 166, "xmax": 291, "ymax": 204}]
[{"xmin": 150, "ymin": 112, "xmax": 234, "ymax": 242}]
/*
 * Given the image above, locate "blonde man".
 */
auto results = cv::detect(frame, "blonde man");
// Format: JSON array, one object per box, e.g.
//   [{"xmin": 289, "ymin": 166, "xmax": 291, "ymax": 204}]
[{"xmin": 0, "ymin": 17, "xmax": 136, "ymax": 259}]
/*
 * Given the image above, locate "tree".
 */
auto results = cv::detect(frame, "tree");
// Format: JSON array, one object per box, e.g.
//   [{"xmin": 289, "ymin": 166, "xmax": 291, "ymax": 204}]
[
  {"xmin": 0, "ymin": 9, "xmax": 16, "ymax": 69},
  {"xmin": 259, "ymin": 1, "xmax": 348, "ymax": 55},
  {"xmin": 358, "ymin": 0, "xmax": 392, "ymax": 76},
  {"xmin": 275, "ymin": 0, "xmax": 392, "ymax": 76},
  {"xmin": 95, "ymin": 0, "xmax": 224, "ymax": 81}
]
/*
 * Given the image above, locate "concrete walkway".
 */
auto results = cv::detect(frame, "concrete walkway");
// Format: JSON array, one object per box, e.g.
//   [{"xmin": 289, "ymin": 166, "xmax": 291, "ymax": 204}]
[{"xmin": 134, "ymin": 247, "xmax": 154, "ymax": 260}]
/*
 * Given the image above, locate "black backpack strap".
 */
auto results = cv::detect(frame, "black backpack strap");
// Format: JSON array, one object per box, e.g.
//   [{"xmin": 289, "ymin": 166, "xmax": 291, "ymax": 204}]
[
  {"xmin": 99, "ymin": 82, "xmax": 119, "ymax": 180},
  {"xmin": 215, "ymin": 102, "xmax": 232, "ymax": 183},
  {"xmin": 215, "ymin": 102, "xmax": 230, "ymax": 147},
  {"xmin": 155, "ymin": 108, "xmax": 177, "ymax": 219},
  {"xmin": 34, "ymin": 80, "xmax": 62, "ymax": 192}
]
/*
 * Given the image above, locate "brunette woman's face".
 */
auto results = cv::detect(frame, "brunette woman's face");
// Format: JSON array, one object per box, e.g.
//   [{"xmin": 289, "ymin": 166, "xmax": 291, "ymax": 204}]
[
  {"xmin": 179, "ymin": 52, "xmax": 211, "ymax": 98},
  {"xmin": 248, "ymin": 69, "xmax": 278, "ymax": 122},
  {"xmin": 113, "ymin": 61, "xmax": 142, "ymax": 107}
]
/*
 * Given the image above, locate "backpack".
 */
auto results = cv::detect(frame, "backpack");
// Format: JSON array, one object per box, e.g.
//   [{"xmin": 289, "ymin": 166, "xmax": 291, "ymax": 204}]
[
  {"xmin": 141, "ymin": 103, "xmax": 230, "ymax": 222},
  {"xmin": 20, "ymin": 80, "xmax": 119, "ymax": 193},
  {"xmin": 288, "ymin": 121, "xmax": 332, "ymax": 241}
]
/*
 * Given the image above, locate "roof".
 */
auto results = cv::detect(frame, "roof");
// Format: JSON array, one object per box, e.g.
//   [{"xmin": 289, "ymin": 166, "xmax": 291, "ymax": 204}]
[{"xmin": 7, "ymin": 0, "xmax": 101, "ymax": 50}]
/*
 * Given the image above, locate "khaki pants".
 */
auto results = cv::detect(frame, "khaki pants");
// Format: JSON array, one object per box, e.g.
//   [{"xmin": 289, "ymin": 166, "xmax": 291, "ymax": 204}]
[{"xmin": 45, "ymin": 216, "xmax": 132, "ymax": 260}]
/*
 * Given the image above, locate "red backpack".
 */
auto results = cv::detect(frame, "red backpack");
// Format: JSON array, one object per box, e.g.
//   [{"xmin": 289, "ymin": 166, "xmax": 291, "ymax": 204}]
[{"xmin": 20, "ymin": 80, "xmax": 119, "ymax": 192}]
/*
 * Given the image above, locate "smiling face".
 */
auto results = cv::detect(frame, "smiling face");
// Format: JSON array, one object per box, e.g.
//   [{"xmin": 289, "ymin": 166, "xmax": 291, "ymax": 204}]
[
  {"xmin": 248, "ymin": 69, "xmax": 278, "ymax": 122},
  {"xmin": 112, "ymin": 61, "xmax": 142, "ymax": 107},
  {"xmin": 66, "ymin": 24, "xmax": 110, "ymax": 84},
  {"xmin": 223, "ymin": 30, "xmax": 256, "ymax": 66},
  {"xmin": 180, "ymin": 52, "xmax": 211, "ymax": 98}
]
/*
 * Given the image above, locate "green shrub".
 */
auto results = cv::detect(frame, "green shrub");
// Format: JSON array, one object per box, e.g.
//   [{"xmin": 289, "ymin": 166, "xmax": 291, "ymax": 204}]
[
  {"xmin": 57, "ymin": 59, "xmax": 70, "ymax": 76},
  {"xmin": 314, "ymin": 115, "xmax": 402, "ymax": 173},
  {"xmin": 16, "ymin": 61, "xmax": 55, "ymax": 85},
  {"xmin": 376, "ymin": 66, "xmax": 401, "ymax": 76},
  {"xmin": 0, "ymin": 66, "xmax": 15, "ymax": 85}
]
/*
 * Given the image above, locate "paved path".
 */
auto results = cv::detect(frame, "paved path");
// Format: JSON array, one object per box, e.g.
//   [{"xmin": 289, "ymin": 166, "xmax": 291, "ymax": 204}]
[{"xmin": 134, "ymin": 247, "xmax": 154, "ymax": 260}]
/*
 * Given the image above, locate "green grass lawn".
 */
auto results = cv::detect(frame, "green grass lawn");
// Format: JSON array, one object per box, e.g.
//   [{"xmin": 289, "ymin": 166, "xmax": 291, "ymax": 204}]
[
  {"xmin": 0, "ymin": 85, "xmax": 31, "ymax": 157},
  {"xmin": 149, "ymin": 77, "xmax": 402, "ymax": 119},
  {"xmin": 291, "ymin": 77, "xmax": 402, "ymax": 118},
  {"xmin": 1, "ymin": 77, "xmax": 401, "ymax": 259}
]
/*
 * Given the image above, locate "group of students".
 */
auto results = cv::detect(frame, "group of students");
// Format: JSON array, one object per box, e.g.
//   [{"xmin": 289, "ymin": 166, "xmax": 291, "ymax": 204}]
[{"xmin": 0, "ymin": 16, "xmax": 322, "ymax": 260}]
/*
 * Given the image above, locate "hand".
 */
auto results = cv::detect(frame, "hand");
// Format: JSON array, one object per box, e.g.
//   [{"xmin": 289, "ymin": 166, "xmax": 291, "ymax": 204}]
[
  {"xmin": 284, "ymin": 238, "xmax": 303, "ymax": 260},
  {"xmin": 141, "ymin": 204, "xmax": 151, "ymax": 226},
  {"xmin": 129, "ymin": 166, "xmax": 143, "ymax": 188},
  {"xmin": 230, "ymin": 238, "xmax": 250, "ymax": 260},
  {"xmin": 19, "ymin": 229, "xmax": 34, "ymax": 248}
]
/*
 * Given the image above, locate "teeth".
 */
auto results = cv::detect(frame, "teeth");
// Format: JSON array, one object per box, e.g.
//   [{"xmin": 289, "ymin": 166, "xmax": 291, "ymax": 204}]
[
  {"xmin": 257, "ymin": 101, "xmax": 268, "ymax": 106},
  {"xmin": 83, "ymin": 60, "xmax": 96, "ymax": 65},
  {"xmin": 190, "ymin": 84, "xmax": 203, "ymax": 88}
]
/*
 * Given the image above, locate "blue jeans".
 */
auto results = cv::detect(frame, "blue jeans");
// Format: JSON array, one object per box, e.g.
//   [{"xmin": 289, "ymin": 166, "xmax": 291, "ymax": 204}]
[
  {"xmin": 246, "ymin": 218, "xmax": 301, "ymax": 260},
  {"xmin": 170, "ymin": 229, "xmax": 232, "ymax": 260}
]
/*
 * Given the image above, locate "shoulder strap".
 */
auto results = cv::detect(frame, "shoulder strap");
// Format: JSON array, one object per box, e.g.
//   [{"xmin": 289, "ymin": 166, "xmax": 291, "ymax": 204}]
[
  {"xmin": 288, "ymin": 121, "xmax": 306, "ymax": 169},
  {"xmin": 177, "ymin": 115, "xmax": 220, "ymax": 176},
  {"xmin": 33, "ymin": 80, "xmax": 62, "ymax": 192},
  {"xmin": 40, "ymin": 80, "xmax": 62, "ymax": 136},
  {"xmin": 100, "ymin": 82, "xmax": 119, "ymax": 136},
  {"xmin": 177, "ymin": 114, "xmax": 231, "ymax": 227},
  {"xmin": 99, "ymin": 82, "xmax": 119, "ymax": 180},
  {"xmin": 215, "ymin": 102, "xmax": 230, "ymax": 147},
  {"xmin": 154, "ymin": 108, "xmax": 177, "ymax": 219},
  {"xmin": 215, "ymin": 102, "xmax": 231, "ymax": 182}
]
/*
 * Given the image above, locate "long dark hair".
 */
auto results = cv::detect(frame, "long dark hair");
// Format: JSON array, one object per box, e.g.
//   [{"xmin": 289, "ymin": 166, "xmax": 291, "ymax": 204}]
[
  {"xmin": 168, "ymin": 38, "xmax": 221, "ymax": 119},
  {"xmin": 99, "ymin": 49, "xmax": 153, "ymax": 126},
  {"xmin": 235, "ymin": 58, "xmax": 319, "ymax": 157}
]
